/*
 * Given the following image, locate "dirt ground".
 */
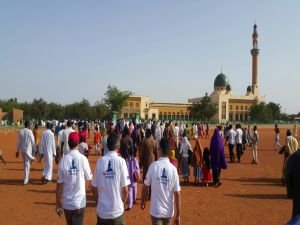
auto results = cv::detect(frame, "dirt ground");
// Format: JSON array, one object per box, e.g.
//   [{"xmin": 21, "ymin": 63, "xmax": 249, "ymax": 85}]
[{"xmin": 0, "ymin": 126, "xmax": 296, "ymax": 225}]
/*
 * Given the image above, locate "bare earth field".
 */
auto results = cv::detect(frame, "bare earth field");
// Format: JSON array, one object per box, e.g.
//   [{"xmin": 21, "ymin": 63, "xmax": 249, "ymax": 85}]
[{"xmin": 0, "ymin": 126, "xmax": 296, "ymax": 225}]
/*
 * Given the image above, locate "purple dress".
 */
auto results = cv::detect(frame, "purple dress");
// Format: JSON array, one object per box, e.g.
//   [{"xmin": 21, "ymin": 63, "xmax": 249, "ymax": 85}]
[
  {"xmin": 210, "ymin": 128, "xmax": 228, "ymax": 170},
  {"xmin": 126, "ymin": 156, "xmax": 140, "ymax": 209}
]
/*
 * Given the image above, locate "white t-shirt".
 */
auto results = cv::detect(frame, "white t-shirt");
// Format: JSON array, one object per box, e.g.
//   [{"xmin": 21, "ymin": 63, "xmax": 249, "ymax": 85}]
[
  {"xmin": 93, "ymin": 151, "xmax": 130, "ymax": 219},
  {"xmin": 228, "ymin": 129, "xmax": 236, "ymax": 145},
  {"xmin": 235, "ymin": 128, "xmax": 243, "ymax": 144},
  {"xmin": 144, "ymin": 157, "xmax": 181, "ymax": 218},
  {"xmin": 57, "ymin": 150, "xmax": 92, "ymax": 210}
]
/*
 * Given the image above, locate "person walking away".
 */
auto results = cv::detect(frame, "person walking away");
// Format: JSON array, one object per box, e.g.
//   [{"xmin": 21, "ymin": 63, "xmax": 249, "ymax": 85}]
[
  {"xmin": 210, "ymin": 128, "xmax": 228, "ymax": 187},
  {"xmin": 141, "ymin": 139, "xmax": 181, "ymax": 225},
  {"xmin": 120, "ymin": 126, "xmax": 133, "ymax": 160},
  {"xmin": 168, "ymin": 123, "xmax": 177, "ymax": 166},
  {"xmin": 41, "ymin": 122, "xmax": 56, "ymax": 184},
  {"xmin": 174, "ymin": 123, "xmax": 180, "ymax": 149},
  {"xmin": 235, "ymin": 124, "xmax": 243, "ymax": 162},
  {"xmin": 56, "ymin": 124, "xmax": 65, "ymax": 161},
  {"xmin": 285, "ymin": 150, "xmax": 300, "ymax": 224},
  {"xmin": 56, "ymin": 132, "xmax": 93, "ymax": 225},
  {"xmin": 191, "ymin": 139, "xmax": 203, "ymax": 185},
  {"xmin": 94, "ymin": 127, "xmax": 101, "ymax": 155},
  {"xmin": 251, "ymin": 126, "xmax": 259, "ymax": 164},
  {"xmin": 227, "ymin": 125, "xmax": 236, "ymax": 163},
  {"xmin": 125, "ymin": 144, "xmax": 140, "ymax": 210},
  {"xmin": 33, "ymin": 124, "xmax": 41, "ymax": 160},
  {"xmin": 92, "ymin": 133, "xmax": 130, "ymax": 225},
  {"xmin": 279, "ymin": 129, "xmax": 299, "ymax": 184},
  {"xmin": 140, "ymin": 129, "xmax": 159, "ymax": 200},
  {"xmin": 205, "ymin": 123, "xmax": 209, "ymax": 139},
  {"xmin": 180, "ymin": 134, "xmax": 192, "ymax": 184},
  {"xmin": 202, "ymin": 147, "xmax": 212, "ymax": 186},
  {"xmin": 62, "ymin": 120, "xmax": 75, "ymax": 155},
  {"xmin": 16, "ymin": 120, "xmax": 36, "ymax": 185},
  {"xmin": 246, "ymin": 125, "xmax": 252, "ymax": 147},
  {"xmin": 275, "ymin": 124, "xmax": 281, "ymax": 151},
  {"xmin": 78, "ymin": 136, "xmax": 91, "ymax": 158}
]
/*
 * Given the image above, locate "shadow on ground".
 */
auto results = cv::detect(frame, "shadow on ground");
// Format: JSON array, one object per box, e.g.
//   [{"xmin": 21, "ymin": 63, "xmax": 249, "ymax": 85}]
[{"xmin": 224, "ymin": 193, "xmax": 288, "ymax": 200}]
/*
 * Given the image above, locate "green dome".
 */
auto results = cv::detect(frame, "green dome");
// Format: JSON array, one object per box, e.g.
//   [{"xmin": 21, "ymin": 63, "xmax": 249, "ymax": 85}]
[{"xmin": 214, "ymin": 73, "xmax": 229, "ymax": 87}]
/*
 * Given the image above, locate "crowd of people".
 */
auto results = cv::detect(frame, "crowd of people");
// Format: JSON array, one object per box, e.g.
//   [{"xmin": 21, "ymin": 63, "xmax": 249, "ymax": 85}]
[{"xmin": 14, "ymin": 119, "xmax": 300, "ymax": 225}]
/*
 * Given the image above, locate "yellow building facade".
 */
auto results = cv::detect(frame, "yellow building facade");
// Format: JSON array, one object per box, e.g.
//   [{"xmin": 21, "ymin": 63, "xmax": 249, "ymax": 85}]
[{"xmin": 122, "ymin": 96, "xmax": 191, "ymax": 121}]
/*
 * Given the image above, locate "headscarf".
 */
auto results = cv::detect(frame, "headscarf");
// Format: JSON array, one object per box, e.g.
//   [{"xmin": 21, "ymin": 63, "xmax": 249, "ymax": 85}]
[
  {"xmin": 192, "ymin": 139, "xmax": 203, "ymax": 167},
  {"xmin": 210, "ymin": 128, "xmax": 227, "ymax": 170}
]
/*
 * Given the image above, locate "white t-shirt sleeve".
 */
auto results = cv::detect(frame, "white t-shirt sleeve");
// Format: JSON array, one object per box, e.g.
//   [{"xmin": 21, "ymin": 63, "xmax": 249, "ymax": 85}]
[
  {"xmin": 92, "ymin": 160, "xmax": 100, "ymax": 187},
  {"xmin": 120, "ymin": 159, "xmax": 130, "ymax": 188},
  {"xmin": 57, "ymin": 160, "xmax": 64, "ymax": 184},
  {"xmin": 173, "ymin": 170, "xmax": 181, "ymax": 192},
  {"xmin": 83, "ymin": 157, "xmax": 92, "ymax": 181}
]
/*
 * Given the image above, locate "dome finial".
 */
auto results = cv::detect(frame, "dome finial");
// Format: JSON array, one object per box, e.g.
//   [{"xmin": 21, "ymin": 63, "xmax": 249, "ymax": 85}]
[{"xmin": 221, "ymin": 66, "xmax": 223, "ymax": 74}]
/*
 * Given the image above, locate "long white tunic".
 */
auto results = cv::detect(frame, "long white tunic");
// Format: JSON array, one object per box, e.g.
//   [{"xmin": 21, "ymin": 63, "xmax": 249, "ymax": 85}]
[
  {"xmin": 16, "ymin": 128, "xmax": 36, "ymax": 160},
  {"xmin": 41, "ymin": 129, "xmax": 56, "ymax": 180}
]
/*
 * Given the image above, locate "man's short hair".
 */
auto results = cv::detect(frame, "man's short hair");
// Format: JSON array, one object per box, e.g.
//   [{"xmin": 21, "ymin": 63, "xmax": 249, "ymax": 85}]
[
  {"xmin": 145, "ymin": 128, "xmax": 152, "ymax": 138},
  {"xmin": 67, "ymin": 120, "xmax": 73, "ymax": 127},
  {"xmin": 24, "ymin": 120, "xmax": 30, "ymax": 128},
  {"xmin": 46, "ymin": 122, "xmax": 53, "ymax": 129},
  {"xmin": 159, "ymin": 138, "xmax": 170, "ymax": 156},
  {"xmin": 107, "ymin": 132, "xmax": 119, "ymax": 151}
]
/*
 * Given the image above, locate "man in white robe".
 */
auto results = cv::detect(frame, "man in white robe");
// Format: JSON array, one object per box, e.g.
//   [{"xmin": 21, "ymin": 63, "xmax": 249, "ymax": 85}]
[
  {"xmin": 62, "ymin": 120, "xmax": 75, "ymax": 155},
  {"xmin": 16, "ymin": 120, "xmax": 36, "ymax": 185},
  {"xmin": 41, "ymin": 122, "xmax": 56, "ymax": 183}
]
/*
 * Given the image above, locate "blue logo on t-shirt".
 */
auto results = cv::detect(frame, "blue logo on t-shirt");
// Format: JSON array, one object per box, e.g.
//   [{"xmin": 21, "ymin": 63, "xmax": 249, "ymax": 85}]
[
  {"xmin": 106, "ymin": 161, "xmax": 113, "ymax": 172},
  {"xmin": 103, "ymin": 160, "xmax": 115, "ymax": 178},
  {"xmin": 158, "ymin": 168, "xmax": 169, "ymax": 185},
  {"xmin": 69, "ymin": 159, "xmax": 78, "ymax": 175},
  {"xmin": 161, "ymin": 168, "xmax": 167, "ymax": 178}
]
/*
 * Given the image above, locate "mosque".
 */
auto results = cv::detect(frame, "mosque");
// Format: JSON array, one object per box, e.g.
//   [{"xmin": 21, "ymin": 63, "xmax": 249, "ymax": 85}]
[{"xmin": 121, "ymin": 24, "xmax": 265, "ymax": 123}]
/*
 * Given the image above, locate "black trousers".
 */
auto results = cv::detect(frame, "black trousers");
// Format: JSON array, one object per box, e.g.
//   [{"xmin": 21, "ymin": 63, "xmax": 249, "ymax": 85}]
[
  {"xmin": 212, "ymin": 169, "xmax": 221, "ymax": 184},
  {"xmin": 97, "ymin": 214, "xmax": 125, "ymax": 225},
  {"xmin": 236, "ymin": 143, "xmax": 243, "ymax": 161},
  {"xmin": 228, "ymin": 144, "xmax": 235, "ymax": 162},
  {"xmin": 64, "ymin": 208, "xmax": 85, "ymax": 225}
]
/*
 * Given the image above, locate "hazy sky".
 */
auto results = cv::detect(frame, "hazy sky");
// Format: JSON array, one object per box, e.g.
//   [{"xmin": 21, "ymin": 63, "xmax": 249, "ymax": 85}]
[{"xmin": 1, "ymin": 1, "xmax": 299, "ymax": 113}]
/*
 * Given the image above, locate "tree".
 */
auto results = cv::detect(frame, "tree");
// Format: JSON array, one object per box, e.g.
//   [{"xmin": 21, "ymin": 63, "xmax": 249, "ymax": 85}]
[
  {"xmin": 103, "ymin": 85, "xmax": 132, "ymax": 117},
  {"xmin": 189, "ymin": 93, "xmax": 218, "ymax": 121},
  {"xmin": 46, "ymin": 102, "xmax": 65, "ymax": 120},
  {"xmin": 250, "ymin": 102, "xmax": 273, "ymax": 123},
  {"xmin": 30, "ymin": 98, "xmax": 48, "ymax": 120},
  {"xmin": 267, "ymin": 102, "xmax": 281, "ymax": 120},
  {"xmin": 93, "ymin": 101, "xmax": 110, "ymax": 119},
  {"xmin": 250, "ymin": 101, "xmax": 282, "ymax": 123}
]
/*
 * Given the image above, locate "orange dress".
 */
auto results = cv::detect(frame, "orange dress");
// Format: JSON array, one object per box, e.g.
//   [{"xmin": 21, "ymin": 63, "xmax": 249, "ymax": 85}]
[{"xmin": 94, "ymin": 131, "xmax": 101, "ymax": 144}]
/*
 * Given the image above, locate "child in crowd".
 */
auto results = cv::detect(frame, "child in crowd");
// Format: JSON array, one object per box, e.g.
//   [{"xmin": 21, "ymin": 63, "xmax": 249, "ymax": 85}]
[
  {"xmin": 79, "ymin": 136, "xmax": 92, "ymax": 158},
  {"xmin": 180, "ymin": 134, "xmax": 192, "ymax": 183},
  {"xmin": 169, "ymin": 149, "xmax": 176, "ymax": 166},
  {"xmin": 126, "ymin": 145, "xmax": 140, "ymax": 210},
  {"xmin": 94, "ymin": 127, "xmax": 101, "ymax": 155},
  {"xmin": 252, "ymin": 126, "xmax": 259, "ymax": 164},
  {"xmin": 202, "ymin": 147, "xmax": 212, "ymax": 186},
  {"xmin": 192, "ymin": 140, "xmax": 203, "ymax": 185}
]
